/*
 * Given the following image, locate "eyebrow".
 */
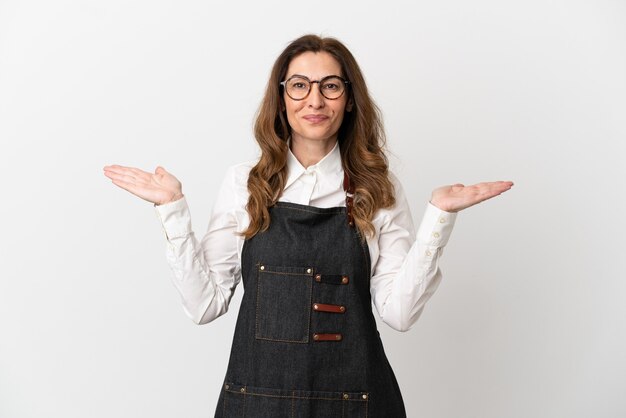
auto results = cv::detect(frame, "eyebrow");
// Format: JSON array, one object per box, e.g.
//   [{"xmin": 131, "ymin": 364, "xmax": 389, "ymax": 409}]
[{"xmin": 287, "ymin": 73, "xmax": 343, "ymax": 80}]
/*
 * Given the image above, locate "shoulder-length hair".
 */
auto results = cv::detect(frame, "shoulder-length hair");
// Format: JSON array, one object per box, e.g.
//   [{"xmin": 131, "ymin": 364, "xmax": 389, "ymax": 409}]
[{"xmin": 243, "ymin": 34, "xmax": 395, "ymax": 239}]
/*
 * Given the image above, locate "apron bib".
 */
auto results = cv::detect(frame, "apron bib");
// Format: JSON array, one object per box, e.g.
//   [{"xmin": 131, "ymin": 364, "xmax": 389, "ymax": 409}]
[{"xmin": 215, "ymin": 202, "xmax": 406, "ymax": 417}]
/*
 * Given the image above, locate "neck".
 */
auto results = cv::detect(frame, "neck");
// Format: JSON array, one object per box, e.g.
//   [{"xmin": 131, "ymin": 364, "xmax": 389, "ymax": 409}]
[{"xmin": 290, "ymin": 137, "xmax": 337, "ymax": 168}]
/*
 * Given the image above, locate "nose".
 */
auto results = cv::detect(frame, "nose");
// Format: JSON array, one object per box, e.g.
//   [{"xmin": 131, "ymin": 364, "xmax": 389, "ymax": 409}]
[{"xmin": 307, "ymin": 82, "xmax": 325, "ymax": 108}]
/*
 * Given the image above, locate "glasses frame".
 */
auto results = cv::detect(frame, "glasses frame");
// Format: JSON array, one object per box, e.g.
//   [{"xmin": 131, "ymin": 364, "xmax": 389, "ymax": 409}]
[{"xmin": 280, "ymin": 75, "xmax": 350, "ymax": 101}]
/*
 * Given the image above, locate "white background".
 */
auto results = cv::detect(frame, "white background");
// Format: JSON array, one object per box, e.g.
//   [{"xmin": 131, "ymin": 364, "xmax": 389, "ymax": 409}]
[{"xmin": 1, "ymin": 0, "xmax": 625, "ymax": 417}]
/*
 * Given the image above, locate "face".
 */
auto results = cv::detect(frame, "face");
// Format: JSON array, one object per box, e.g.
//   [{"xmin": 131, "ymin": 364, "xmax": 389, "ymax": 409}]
[{"xmin": 283, "ymin": 51, "xmax": 351, "ymax": 147}]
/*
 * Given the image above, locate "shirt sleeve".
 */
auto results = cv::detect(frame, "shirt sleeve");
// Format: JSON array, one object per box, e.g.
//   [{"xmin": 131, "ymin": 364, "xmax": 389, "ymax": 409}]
[
  {"xmin": 369, "ymin": 177, "xmax": 457, "ymax": 332},
  {"xmin": 153, "ymin": 166, "xmax": 244, "ymax": 325}
]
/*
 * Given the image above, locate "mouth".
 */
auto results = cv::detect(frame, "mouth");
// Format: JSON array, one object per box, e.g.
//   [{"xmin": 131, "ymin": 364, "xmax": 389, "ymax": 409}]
[{"xmin": 302, "ymin": 114, "xmax": 329, "ymax": 123}]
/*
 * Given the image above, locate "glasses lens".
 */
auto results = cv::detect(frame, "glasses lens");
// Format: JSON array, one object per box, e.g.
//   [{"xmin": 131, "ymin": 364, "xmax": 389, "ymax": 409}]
[
  {"xmin": 320, "ymin": 76, "xmax": 346, "ymax": 99},
  {"xmin": 286, "ymin": 76, "xmax": 310, "ymax": 100}
]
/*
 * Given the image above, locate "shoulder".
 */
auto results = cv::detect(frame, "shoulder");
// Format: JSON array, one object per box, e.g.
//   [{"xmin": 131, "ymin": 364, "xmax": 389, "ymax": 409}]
[
  {"xmin": 213, "ymin": 160, "xmax": 257, "ymax": 211},
  {"xmin": 371, "ymin": 170, "xmax": 414, "ymax": 232},
  {"xmin": 387, "ymin": 170, "xmax": 408, "ymax": 202},
  {"xmin": 223, "ymin": 160, "xmax": 256, "ymax": 190}
]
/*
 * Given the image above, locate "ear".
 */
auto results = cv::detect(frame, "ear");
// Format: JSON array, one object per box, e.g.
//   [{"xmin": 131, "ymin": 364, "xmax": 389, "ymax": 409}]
[{"xmin": 346, "ymin": 100, "xmax": 353, "ymax": 112}]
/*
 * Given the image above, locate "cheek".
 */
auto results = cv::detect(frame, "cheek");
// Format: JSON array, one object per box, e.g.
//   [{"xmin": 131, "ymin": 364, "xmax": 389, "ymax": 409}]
[
  {"xmin": 286, "ymin": 103, "xmax": 304, "ymax": 121},
  {"xmin": 332, "ymin": 103, "xmax": 347, "ymax": 123}
]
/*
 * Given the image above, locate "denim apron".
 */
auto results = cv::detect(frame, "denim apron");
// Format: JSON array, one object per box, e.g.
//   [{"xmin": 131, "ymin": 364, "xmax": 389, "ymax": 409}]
[{"xmin": 215, "ymin": 200, "xmax": 407, "ymax": 417}]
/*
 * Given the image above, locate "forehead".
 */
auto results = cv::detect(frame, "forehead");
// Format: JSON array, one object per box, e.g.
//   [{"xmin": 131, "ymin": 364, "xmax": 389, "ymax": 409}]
[{"xmin": 286, "ymin": 51, "xmax": 342, "ymax": 79}]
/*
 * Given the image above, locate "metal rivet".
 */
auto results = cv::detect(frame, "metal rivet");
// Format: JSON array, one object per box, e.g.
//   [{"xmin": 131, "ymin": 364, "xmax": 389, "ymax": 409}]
[
  {"xmin": 362, "ymin": 394, "xmax": 368, "ymax": 400},
  {"xmin": 313, "ymin": 304, "xmax": 319, "ymax": 310},
  {"xmin": 335, "ymin": 335, "xmax": 342, "ymax": 340},
  {"xmin": 313, "ymin": 334, "xmax": 319, "ymax": 341},
  {"xmin": 260, "ymin": 265, "xmax": 265, "ymax": 271},
  {"xmin": 240, "ymin": 387, "xmax": 246, "ymax": 393},
  {"xmin": 339, "ymin": 306, "xmax": 345, "ymax": 312},
  {"xmin": 343, "ymin": 393, "xmax": 349, "ymax": 399},
  {"xmin": 341, "ymin": 276, "xmax": 349, "ymax": 284},
  {"xmin": 315, "ymin": 274, "xmax": 321, "ymax": 281},
  {"xmin": 225, "ymin": 384, "xmax": 230, "ymax": 390},
  {"xmin": 306, "ymin": 268, "xmax": 312, "ymax": 274}
]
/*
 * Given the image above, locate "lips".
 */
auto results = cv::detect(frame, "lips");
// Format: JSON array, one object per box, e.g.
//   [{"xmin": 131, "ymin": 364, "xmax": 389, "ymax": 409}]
[{"xmin": 302, "ymin": 114, "xmax": 329, "ymax": 123}]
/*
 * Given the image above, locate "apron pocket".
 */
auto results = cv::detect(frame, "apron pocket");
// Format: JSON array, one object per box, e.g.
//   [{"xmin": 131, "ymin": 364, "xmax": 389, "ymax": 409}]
[
  {"xmin": 223, "ymin": 383, "xmax": 369, "ymax": 418},
  {"xmin": 255, "ymin": 264, "xmax": 313, "ymax": 343}
]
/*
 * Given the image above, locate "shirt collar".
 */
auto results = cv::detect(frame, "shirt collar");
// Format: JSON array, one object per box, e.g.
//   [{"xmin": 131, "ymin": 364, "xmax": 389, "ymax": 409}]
[{"xmin": 285, "ymin": 140, "xmax": 342, "ymax": 189}]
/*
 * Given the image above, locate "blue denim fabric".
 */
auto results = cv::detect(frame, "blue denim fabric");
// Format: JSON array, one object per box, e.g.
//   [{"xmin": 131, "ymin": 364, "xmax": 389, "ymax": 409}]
[{"xmin": 214, "ymin": 202, "xmax": 406, "ymax": 417}]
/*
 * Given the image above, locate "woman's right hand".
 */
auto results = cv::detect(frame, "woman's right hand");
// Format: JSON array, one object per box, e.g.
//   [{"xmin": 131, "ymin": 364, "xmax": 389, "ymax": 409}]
[{"xmin": 103, "ymin": 165, "xmax": 184, "ymax": 206}]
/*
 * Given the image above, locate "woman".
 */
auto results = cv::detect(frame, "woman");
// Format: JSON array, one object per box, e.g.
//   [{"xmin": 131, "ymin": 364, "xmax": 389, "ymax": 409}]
[{"xmin": 104, "ymin": 34, "xmax": 512, "ymax": 417}]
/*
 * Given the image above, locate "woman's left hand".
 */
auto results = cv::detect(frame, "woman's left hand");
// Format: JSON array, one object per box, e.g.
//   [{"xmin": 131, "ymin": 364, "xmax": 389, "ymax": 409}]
[{"xmin": 429, "ymin": 181, "xmax": 514, "ymax": 213}]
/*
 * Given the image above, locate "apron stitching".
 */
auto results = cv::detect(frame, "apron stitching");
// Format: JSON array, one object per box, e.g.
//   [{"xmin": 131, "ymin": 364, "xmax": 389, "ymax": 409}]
[
  {"xmin": 224, "ymin": 389, "xmax": 368, "ymax": 401},
  {"xmin": 275, "ymin": 205, "xmax": 344, "ymax": 215},
  {"xmin": 242, "ymin": 386, "xmax": 246, "ymax": 418},
  {"xmin": 223, "ymin": 388, "xmax": 227, "ymax": 417}
]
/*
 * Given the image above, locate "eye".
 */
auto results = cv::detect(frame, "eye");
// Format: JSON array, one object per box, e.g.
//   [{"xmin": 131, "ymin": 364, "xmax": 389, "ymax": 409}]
[
  {"xmin": 291, "ymin": 82, "xmax": 308, "ymax": 90},
  {"xmin": 322, "ymin": 82, "xmax": 340, "ymax": 91}
]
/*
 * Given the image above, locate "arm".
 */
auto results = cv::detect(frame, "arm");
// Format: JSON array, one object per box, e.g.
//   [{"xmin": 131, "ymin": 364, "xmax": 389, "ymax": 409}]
[
  {"xmin": 154, "ymin": 166, "xmax": 245, "ymax": 325},
  {"xmin": 369, "ymin": 177, "xmax": 457, "ymax": 332},
  {"xmin": 370, "ymin": 176, "xmax": 514, "ymax": 332}
]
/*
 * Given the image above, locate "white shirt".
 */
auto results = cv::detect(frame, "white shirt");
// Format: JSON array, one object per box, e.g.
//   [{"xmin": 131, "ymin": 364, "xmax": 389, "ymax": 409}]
[{"xmin": 154, "ymin": 142, "xmax": 457, "ymax": 332}]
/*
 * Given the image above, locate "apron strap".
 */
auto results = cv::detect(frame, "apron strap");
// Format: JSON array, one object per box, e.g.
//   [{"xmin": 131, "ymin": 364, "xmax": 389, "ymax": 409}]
[{"xmin": 343, "ymin": 171, "xmax": 355, "ymax": 227}]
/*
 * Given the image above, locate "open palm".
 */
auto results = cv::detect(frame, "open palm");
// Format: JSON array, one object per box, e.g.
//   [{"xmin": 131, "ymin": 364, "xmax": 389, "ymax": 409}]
[
  {"xmin": 103, "ymin": 165, "xmax": 183, "ymax": 205},
  {"xmin": 430, "ymin": 181, "xmax": 514, "ymax": 213}
]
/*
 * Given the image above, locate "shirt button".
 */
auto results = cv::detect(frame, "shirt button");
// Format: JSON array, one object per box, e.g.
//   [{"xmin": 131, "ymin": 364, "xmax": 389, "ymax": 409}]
[
  {"xmin": 425, "ymin": 250, "xmax": 432, "ymax": 257},
  {"xmin": 439, "ymin": 218, "xmax": 446, "ymax": 223},
  {"xmin": 433, "ymin": 232, "xmax": 440, "ymax": 238}
]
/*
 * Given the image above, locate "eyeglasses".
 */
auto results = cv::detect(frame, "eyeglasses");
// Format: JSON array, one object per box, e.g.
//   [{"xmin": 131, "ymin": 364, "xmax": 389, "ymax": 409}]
[{"xmin": 280, "ymin": 75, "xmax": 350, "ymax": 101}]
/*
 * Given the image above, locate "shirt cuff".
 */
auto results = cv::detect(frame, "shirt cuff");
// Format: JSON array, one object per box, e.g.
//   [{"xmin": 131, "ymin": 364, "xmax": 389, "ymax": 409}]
[
  {"xmin": 416, "ymin": 202, "xmax": 457, "ymax": 247},
  {"xmin": 153, "ymin": 196, "xmax": 192, "ymax": 240}
]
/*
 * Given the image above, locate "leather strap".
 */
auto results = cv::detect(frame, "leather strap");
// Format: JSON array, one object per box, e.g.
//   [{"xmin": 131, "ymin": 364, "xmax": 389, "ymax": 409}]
[
  {"xmin": 312, "ymin": 333, "xmax": 343, "ymax": 341},
  {"xmin": 312, "ymin": 303, "xmax": 346, "ymax": 313},
  {"xmin": 314, "ymin": 274, "xmax": 349, "ymax": 285},
  {"xmin": 343, "ymin": 171, "xmax": 355, "ymax": 227}
]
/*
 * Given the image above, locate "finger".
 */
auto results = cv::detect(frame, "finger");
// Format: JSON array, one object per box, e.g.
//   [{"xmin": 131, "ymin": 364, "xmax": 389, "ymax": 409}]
[
  {"xmin": 104, "ymin": 170, "xmax": 142, "ymax": 185},
  {"xmin": 127, "ymin": 167, "xmax": 154, "ymax": 182},
  {"xmin": 486, "ymin": 181, "xmax": 514, "ymax": 194},
  {"xmin": 110, "ymin": 177, "xmax": 150, "ymax": 199},
  {"xmin": 470, "ymin": 181, "xmax": 513, "ymax": 192},
  {"xmin": 104, "ymin": 164, "xmax": 135, "ymax": 171},
  {"xmin": 103, "ymin": 165, "xmax": 136, "ymax": 176},
  {"xmin": 474, "ymin": 182, "xmax": 514, "ymax": 200}
]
